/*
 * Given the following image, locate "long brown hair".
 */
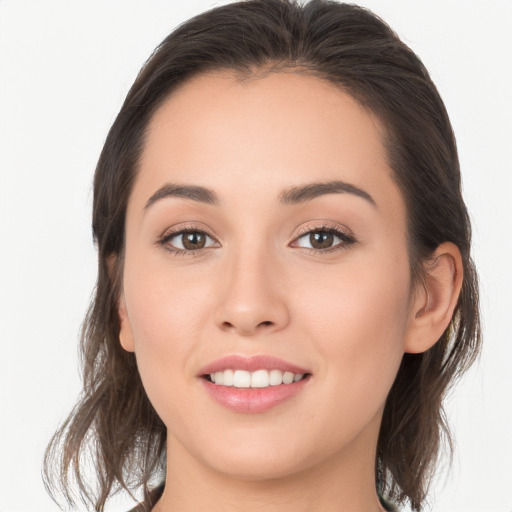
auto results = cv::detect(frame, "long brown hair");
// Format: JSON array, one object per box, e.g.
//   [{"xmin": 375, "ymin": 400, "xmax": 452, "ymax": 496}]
[{"xmin": 43, "ymin": 1, "xmax": 481, "ymax": 510}]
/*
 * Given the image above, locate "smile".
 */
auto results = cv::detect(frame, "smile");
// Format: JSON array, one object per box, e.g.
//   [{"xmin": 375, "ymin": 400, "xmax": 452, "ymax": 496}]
[
  {"xmin": 207, "ymin": 369, "xmax": 306, "ymax": 388},
  {"xmin": 199, "ymin": 355, "xmax": 312, "ymax": 413}
]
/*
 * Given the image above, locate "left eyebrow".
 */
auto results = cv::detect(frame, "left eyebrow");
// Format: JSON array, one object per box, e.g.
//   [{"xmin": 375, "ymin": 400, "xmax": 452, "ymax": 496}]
[
  {"xmin": 144, "ymin": 184, "xmax": 219, "ymax": 211},
  {"xmin": 278, "ymin": 180, "xmax": 377, "ymax": 208}
]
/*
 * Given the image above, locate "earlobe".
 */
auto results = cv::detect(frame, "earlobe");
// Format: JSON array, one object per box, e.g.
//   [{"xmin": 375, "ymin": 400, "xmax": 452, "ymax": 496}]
[
  {"xmin": 118, "ymin": 293, "xmax": 135, "ymax": 353},
  {"xmin": 404, "ymin": 242, "xmax": 463, "ymax": 354}
]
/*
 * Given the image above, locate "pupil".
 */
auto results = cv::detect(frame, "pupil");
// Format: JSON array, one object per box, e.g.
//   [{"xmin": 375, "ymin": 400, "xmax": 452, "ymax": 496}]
[
  {"xmin": 183, "ymin": 232, "xmax": 206, "ymax": 250},
  {"xmin": 310, "ymin": 231, "xmax": 333, "ymax": 249}
]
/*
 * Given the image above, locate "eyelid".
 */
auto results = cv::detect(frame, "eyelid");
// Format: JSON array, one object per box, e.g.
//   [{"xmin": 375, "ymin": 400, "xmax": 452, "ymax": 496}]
[
  {"xmin": 290, "ymin": 222, "xmax": 357, "ymax": 252},
  {"xmin": 294, "ymin": 221, "xmax": 354, "ymax": 238},
  {"xmin": 157, "ymin": 223, "xmax": 220, "ymax": 256},
  {"xmin": 158, "ymin": 222, "xmax": 217, "ymax": 241},
  {"xmin": 292, "ymin": 222, "xmax": 354, "ymax": 240}
]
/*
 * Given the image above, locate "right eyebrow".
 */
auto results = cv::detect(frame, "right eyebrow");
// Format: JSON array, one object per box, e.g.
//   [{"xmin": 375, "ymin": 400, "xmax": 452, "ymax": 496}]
[
  {"xmin": 278, "ymin": 180, "xmax": 377, "ymax": 208},
  {"xmin": 144, "ymin": 184, "xmax": 219, "ymax": 211}
]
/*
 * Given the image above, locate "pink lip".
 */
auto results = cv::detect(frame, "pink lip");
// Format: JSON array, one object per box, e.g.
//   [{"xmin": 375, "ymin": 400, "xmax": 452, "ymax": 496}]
[
  {"xmin": 198, "ymin": 355, "xmax": 311, "ymax": 414},
  {"xmin": 200, "ymin": 376, "xmax": 310, "ymax": 413},
  {"xmin": 198, "ymin": 355, "xmax": 309, "ymax": 376}
]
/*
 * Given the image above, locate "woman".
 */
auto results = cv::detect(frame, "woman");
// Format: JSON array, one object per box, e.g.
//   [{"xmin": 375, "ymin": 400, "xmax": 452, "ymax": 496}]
[{"xmin": 44, "ymin": 1, "xmax": 481, "ymax": 511}]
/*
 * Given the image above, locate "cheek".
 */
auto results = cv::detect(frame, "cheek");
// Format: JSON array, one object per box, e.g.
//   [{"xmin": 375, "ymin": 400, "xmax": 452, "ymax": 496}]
[
  {"xmin": 296, "ymin": 249, "xmax": 412, "ymax": 391},
  {"xmin": 121, "ymin": 243, "xmax": 241, "ymax": 420},
  {"xmin": 121, "ymin": 252, "xmax": 214, "ymax": 408},
  {"xmin": 122, "ymin": 273, "xmax": 214, "ymax": 438},
  {"xmin": 124, "ymin": 247, "xmax": 213, "ymax": 345},
  {"xmin": 281, "ymin": 253, "xmax": 411, "ymax": 451}
]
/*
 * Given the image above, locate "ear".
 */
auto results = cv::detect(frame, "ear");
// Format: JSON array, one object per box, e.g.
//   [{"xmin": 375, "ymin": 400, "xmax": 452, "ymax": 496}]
[
  {"xmin": 118, "ymin": 292, "xmax": 135, "ymax": 353},
  {"xmin": 404, "ymin": 242, "xmax": 463, "ymax": 354},
  {"xmin": 107, "ymin": 254, "xmax": 135, "ymax": 353}
]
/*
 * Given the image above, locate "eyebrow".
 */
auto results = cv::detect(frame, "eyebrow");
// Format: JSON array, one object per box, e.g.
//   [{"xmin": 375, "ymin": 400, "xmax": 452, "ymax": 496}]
[
  {"xmin": 278, "ymin": 180, "xmax": 377, "ymax": 207},
  {"xmin": 144, "ymin": 184, "xmax": 219, "ymax": 210},
  {"xmin": 144, "ymin": 180, "xmax": 376, "ymax": 210}
]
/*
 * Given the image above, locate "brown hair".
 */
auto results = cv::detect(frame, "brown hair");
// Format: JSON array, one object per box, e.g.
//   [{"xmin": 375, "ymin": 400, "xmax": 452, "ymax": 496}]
[{"xmin": 43, "ymin": 1, "xmax": 481, "ymax": 510}]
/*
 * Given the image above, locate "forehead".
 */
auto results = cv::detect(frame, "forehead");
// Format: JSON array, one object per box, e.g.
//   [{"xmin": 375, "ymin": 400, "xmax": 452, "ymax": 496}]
[
  {"xmin": 134, "ymin": 71, "xmax": 404, "ymax": 221},
  {"xmin": 143, "ymin": 70, "xmax": 387, "ymax": 170}
]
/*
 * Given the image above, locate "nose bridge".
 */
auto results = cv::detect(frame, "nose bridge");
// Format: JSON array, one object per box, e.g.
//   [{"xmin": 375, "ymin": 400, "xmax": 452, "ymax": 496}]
[{"xmin": 214, "ymin": 233, "xmax": 289, "ymax": 336}]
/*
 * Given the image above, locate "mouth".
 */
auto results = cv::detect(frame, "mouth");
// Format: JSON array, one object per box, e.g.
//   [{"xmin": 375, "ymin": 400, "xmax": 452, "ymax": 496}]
[
  {"xmin": 202, "ymin": 369, "xmax": 311, "ymax": 388},
  {"xmin": 198, "ymin": 355, "xmax": 312, "ymax": 413}
]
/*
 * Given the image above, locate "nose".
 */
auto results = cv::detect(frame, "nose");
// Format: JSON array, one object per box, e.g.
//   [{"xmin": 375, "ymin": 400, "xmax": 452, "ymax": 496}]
[{"xmin": 213, "ymin": 248, "xmax": 290, "ymax": 337}]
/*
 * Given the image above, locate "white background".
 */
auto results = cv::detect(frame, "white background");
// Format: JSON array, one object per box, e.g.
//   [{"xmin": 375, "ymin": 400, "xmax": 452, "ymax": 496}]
[{"xmin": 1, "ymin": 1, "xmax": 511, "ymax": 511}]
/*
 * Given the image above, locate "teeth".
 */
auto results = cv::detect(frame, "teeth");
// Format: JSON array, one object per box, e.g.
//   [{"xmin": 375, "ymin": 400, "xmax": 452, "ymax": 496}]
[
  {"xmin": 282, "ymin": 371, "xmax": 294, "ymax": 384},
  {"xmin": 233, "ymin": 370, "xmax": 251, "ymax": 388},
  {"xmin": 251, "ymin": 369, "xmax": 269, "ymax": 388},
  {"xmin": 223, "ymin": 369, "xmax": 234, "ymax": 386},
  {"xmin": 269, "ymin": 369, "xmax": 283, "ymax": 386},
  {"xmin": 208, "ymin": 369, "xmax": 306, "ymax": 388}
]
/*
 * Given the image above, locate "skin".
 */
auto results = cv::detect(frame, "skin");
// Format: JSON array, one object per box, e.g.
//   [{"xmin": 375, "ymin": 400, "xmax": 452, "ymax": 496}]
[{"xmin": 118, "ymin": 71, "xmax": 462, "ymax": 512}]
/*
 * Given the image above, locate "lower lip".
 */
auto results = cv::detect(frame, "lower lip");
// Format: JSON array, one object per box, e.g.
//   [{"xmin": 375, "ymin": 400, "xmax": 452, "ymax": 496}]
[{"xmin": 200, "ymin": 377, "xmax": 310, "ymax": 413}]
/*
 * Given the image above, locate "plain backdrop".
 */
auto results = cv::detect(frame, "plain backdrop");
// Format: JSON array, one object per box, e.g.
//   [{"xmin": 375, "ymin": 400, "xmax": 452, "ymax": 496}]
[{"xmin": 1, "ymin": 1, "xmax": 511, "ymax": 511}]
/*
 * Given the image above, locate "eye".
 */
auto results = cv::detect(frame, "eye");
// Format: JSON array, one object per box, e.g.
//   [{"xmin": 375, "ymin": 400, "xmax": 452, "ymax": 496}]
[
  {"xmin": 158, "ymin": 227, "xmax": 219, "ymax": 254},
  {"xmin": 292, "ymin": 225, "xmax": 356, "ymax": 253}
]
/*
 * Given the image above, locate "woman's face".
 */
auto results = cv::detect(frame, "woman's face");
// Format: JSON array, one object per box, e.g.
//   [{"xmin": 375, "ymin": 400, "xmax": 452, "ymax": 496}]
[{"xmin": 119, "ymin": 71, "xmax": 418, "ymax": 480}]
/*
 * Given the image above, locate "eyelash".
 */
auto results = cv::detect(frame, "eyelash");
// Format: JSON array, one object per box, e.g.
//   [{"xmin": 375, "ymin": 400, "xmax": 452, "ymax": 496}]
[
  {"xmin": 156, "ymin": 225, "xmax": 218, "ymax": 258},
  {"xmin": 292, "ymin": 223, "xmax": 357, "ymax": 255},
  {"xmin": 156, "ymin": 223, "xmax": 357, "ymax": 257}
]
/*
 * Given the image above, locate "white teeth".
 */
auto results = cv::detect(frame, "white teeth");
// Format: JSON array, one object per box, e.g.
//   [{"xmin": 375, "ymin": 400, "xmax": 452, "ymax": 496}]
[
  {"xmin": 223, "ymin": 369, "xmax": 234, "ymax": 386},
  {"xmin": 282, "ymin": 371, "xmax": 294, "ymax": 384},
  {"xmin": 269, "ymin": 369, "xmax": 283, "ymax": 386},
  {"xmin": 251, "ymin": 369, "xmax": 269, "ymax": 388},
  {"xmin": 208, "ymin": 369, "xmax": 306, "ymax": 388},
  {"xmin": 233, "ymin": 370, "xmax": 251, "ymax": 388}
]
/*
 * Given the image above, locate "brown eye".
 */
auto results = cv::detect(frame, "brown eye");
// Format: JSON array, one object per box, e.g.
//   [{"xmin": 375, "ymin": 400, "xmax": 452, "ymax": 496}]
[
  {"xmin": 160, "ymin": 229, "xmax": 218, "ymax": 253},
  {"xmin": 309, "ymin": 231, "xmax": 334, "ymax": 249},
  {"xmin": 182, "ymin": 232, "xmax": 207, "ymax": 250},
  {"xmin": 292, "ymin": 226, "xmax": 356, "ymax": 253}
]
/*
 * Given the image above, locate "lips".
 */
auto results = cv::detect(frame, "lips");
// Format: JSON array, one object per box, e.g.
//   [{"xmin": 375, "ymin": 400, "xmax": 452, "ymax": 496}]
[{"xmin": 198, "ymin": 355, "xmax": 312, "ymax": 413}]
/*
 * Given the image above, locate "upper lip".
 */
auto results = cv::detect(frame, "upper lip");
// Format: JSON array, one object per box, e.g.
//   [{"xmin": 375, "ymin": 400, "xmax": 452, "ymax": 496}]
[{"xmin": 198, "ymin": 355, "xmax": 310, "ymax": 376}]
